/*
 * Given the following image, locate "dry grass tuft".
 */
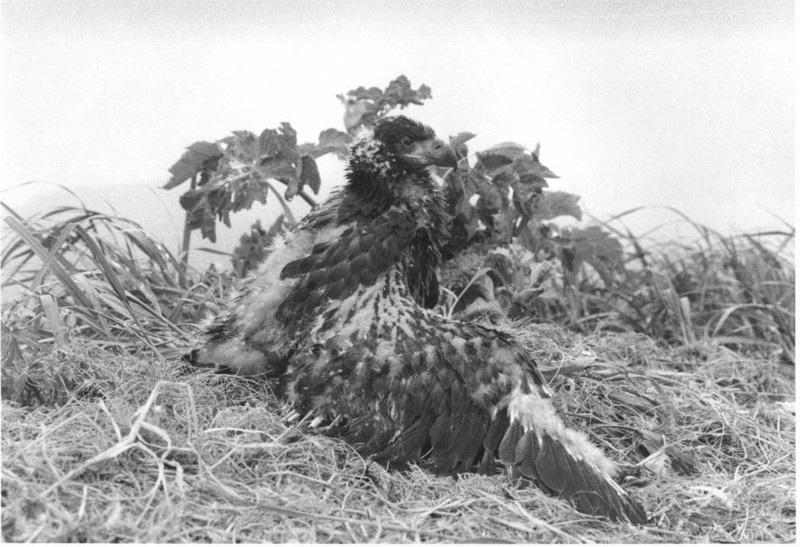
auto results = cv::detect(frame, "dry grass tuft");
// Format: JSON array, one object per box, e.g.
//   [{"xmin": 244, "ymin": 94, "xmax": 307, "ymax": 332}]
[
  {"xmin": 2, "ymin": 324, "xmax": 794, "ymax": 543},
  {"xmin": 518, "ymin": 322, "xmax": 795, "ymax": 542}
]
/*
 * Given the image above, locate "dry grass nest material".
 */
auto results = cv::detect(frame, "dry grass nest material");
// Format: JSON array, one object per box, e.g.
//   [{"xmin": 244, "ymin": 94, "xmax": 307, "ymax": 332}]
[{"xmin": 1, "ymin": 327, "xmax": 795, "ymax": 543}]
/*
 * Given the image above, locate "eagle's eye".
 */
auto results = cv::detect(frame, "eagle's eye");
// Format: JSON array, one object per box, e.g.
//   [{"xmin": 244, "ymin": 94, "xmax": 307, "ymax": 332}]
[{"xmin": 400, "ymin": 136, "xmax": 415, "ymax": 148}]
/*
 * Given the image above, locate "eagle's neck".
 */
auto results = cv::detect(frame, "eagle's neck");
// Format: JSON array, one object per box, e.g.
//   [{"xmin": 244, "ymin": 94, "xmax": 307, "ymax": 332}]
[{"xmin": 338, "ymin": 135, "xmax": 452, "ymax": 310}]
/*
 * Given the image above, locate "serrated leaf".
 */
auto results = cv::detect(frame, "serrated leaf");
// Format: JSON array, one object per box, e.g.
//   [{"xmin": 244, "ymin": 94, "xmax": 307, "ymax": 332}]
[
  {"xmin": 231, "ymin": 177, "xmax": 269, "ymax": 212},
  {"xmin": 179, "ymin": 188, "xmax": 218, "ymax": 242},
  {"xmin": 476, "ymin": 143, "xmax": 526, "ymax": 174},
  {"xmin": 164, "ymin": 141, "xmax": 222, "ymax": 189},
  {"xmin": 481, "ymin": 141, "xmax": 528, "ymax": 160},
  {"xmin": 224, "ymin": 130, "xmax": 259, "ymax": 161},
  {"xmin": 311, "ymin": 128, "xmax": 352, "ymax": 159},
  {"xmin": 535, "ymin": 191, "xmax": 582, "ymax": 221},
  {"xmin": 513, "ymin": 154, "xmax": 559, "ymax": 180},
  {"xmin": 478, "ymin": 142, "xmax": 559, "ymax": 181},
  {"xmin": 257, "ymin": 123, "xmax": 300, "ymax": 182},
  {"xmin": 259, "ymin": 123, "xmax": 298, "ymax": 159},
  {"xmin": 418, "ymin": 84, "xmax": 432, "ymax": 100},
  {"xmin": 477, "ymin": 152, "xmax": 514, "ymax": 173},
  {"xmin": 345, "ymin": 85, "xmax": 384, "ymax": 102},
  {"xmin": 180, "ymin": 124, "xmax": 302, "ymax": 243},
  {"xmin": 384, "ymin": 75, "xmax": 431, "ymax": 107},
  {"xmin": 340, "ymin": 76, "xmax": 433, "ymax": 132}
]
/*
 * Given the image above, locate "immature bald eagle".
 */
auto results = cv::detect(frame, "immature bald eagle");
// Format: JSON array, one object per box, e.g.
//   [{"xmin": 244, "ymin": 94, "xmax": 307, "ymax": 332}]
[{"xmin": 198, "ymin": 116, "xmax": 647, "ymax": 523}]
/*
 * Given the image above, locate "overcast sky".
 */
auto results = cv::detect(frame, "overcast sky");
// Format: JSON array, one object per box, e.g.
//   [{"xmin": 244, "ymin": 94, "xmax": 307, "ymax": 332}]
[{"xmin": 0, "ymin": 0, "xmax": 794, "ymax": 266}]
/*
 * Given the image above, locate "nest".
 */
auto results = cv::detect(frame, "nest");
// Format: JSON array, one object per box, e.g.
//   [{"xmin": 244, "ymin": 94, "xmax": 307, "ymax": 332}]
[{"xmin": 1, "ymin": 327, "xmax": 795, "ymax": 543}]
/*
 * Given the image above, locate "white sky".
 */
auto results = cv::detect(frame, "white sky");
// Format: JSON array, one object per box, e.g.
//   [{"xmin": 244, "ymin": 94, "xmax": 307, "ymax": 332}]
[{"xmin": 0, "ymin": 0, "xmax": 794, "ymax": 266}]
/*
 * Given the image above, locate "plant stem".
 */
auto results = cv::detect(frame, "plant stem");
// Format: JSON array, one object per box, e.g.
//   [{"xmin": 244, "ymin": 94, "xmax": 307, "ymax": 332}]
[{"xmin": 180, "ymin": 174, "xmax": 197, "ymax": 269}]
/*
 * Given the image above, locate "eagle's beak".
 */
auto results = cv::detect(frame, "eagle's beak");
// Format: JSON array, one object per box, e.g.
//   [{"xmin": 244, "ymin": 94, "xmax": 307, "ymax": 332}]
[{"xmin": 414, "ymin": 138, "xmax": 459, "ymax": 169}]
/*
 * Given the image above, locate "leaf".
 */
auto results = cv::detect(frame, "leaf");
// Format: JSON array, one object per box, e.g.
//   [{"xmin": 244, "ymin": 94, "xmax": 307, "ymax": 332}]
[
  {"xmin": 311, "ymin": 128, "xmax": 352, "ymax": 159},
  {"xmin": 484, "ymin": 141, "xmax": 529, "ymax": 156},
  {"xmin": 477, "ymin": 142, "xmax": 528, "ymax": 172},
  {"xmin": 478, "ymin": 142, "xmax": 560, "ymax": 182},
  {"xmin": 177, "ymin": 123, "xmax": 305, "ymax": 242},
  {"xmin": 492, "ymin": 210, "xmax": 517, "ymax": 244},
  {"xmin": 223, "ymin": 130, "xmax": 258, "ymax": 162},
  {"xmin": 561, "ymin": 225, "xmax": 624, "ymax": 285},
  {"xmin": 534, "ymin": 191, "xmax": 582, "ymax": 221},
  {"xmin": 450, "ymin": 132, "xmax": 477, "ymax": 149},
  {"xmin": 179, "ymin": 189, "xmax": 218, "ymax": 242},
  {"xmin": 383, "ymin": 75, "xmax": 431, "ymax": 107},
  {"xmin": 300, "ymin": 155, "xmax": 321, "ymax": 194},
  {"xmin": 448, "ymin": 266, "xmax": 496, "ymax": 319},
  {"xmin": 449, "ymin": 132, "xmax": 476, "ymax": 166},
  {"xmin": 3, "ymin": 218, "xmax": 94, "ymax": 310},
  {"xmin": 340, "ymin": 75, "xmax": 433, "ymax": 131},
  {"xmin": 287, "ymin": 154, "xmax": 321, "ymax": 200},
  {"xmin": 342, "ymin": 99, "xmax": 373, "ymax": 132},
  {"xmin": 164, "ymin": 141, "xmax": 222, "ymax": 189},
  {"xmin": 476, "ymin": 174, "xmax": 508, "ymax": 232},
  {"xmin": 260, "ymin": 123, "xmax": 298, "ymax": 158},
  {"xmin": 257, "ymin": 123, "xmax": 300, "ymax": 182},
  {"xmin": 490, "ymin": 171, "xmax": 514, "ymax": 210},
  {"xmin": 342, "ymin": 85, "xmax": 384, "ymax": 103},
  {"xmin": 513, "ymin": 154, "xmax": 559, "ymax": 181},
  {"xmin": 511, "ymin": 177, "xmax": 543, "ymax": 219},
  {"xmin": 40, "ymin": 294, "xmax": 67, "ymax": 347}
]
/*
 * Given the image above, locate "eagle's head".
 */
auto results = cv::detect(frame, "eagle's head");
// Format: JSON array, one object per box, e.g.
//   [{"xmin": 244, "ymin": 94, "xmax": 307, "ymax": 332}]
[
  {"xmin": 348, "ymin": 116, "xmax": 458, "ymax": 178},
  {"xmin": 373, "ymin": 116, "xmax": 458, "ymax": 170}
]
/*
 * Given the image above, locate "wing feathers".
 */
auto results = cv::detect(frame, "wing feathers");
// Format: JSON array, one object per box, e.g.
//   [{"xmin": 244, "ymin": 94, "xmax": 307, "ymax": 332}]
[
  {"xmin": 498, "ymin": 418, "xmax": 648, "ymax": 524},
  {"xmin": 277, "ymin": 210, "xmax": 418, "ymax": 327}
]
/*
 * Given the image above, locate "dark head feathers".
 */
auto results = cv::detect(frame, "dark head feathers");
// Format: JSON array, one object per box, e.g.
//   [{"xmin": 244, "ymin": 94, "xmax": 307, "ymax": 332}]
[
  {"xmin": 368, "ymin": 116, "xmax": 457, "ymax": 171},
  {"xmin": 374, "ymin": 116, "xmax": 436, "ymax": 150}
]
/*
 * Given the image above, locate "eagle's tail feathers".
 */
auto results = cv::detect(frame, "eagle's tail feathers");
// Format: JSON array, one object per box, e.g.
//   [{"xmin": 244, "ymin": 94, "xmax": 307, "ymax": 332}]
[{"xmin": 500, "ymin": 391, "xmax": 648, "ymax": 524}]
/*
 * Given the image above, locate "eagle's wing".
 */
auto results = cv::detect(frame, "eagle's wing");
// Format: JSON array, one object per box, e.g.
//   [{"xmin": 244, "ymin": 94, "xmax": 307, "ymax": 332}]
[{"xmin": 286, "ymin": 299, "xmax": 648, "ymax": 524}]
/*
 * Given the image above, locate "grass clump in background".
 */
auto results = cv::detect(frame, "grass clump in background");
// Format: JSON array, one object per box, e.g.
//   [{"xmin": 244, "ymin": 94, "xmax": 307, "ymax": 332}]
[{"xmin": 1, "ymin": 201, "xmax": 795, "ymax": 543}]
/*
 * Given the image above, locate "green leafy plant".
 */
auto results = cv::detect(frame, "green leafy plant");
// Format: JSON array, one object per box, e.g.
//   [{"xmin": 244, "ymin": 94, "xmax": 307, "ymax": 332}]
[
  {"xmin": 163, "ymin": 124, "xmax": 349, "ymax": 260},
  {"xmin": 165, "ymin": 76, "xmax": 434, "ymax": 269},
  {"xmin": 338, "ymin": 74, "xmax": 432, "ymax": 132},
  {"xmin": 437, "ymin": 135, "xmax": 630, "ymax": 329}
]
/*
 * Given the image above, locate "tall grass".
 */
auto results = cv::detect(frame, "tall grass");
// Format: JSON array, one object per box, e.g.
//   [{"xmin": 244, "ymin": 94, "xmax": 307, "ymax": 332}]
[
  {"xmin": 591, "ymin": 208, "xmax": 795, "ymax": 364},
  {"xmin": 1, "ymin": 203, "xmax": 232, "ymax": 404}
]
